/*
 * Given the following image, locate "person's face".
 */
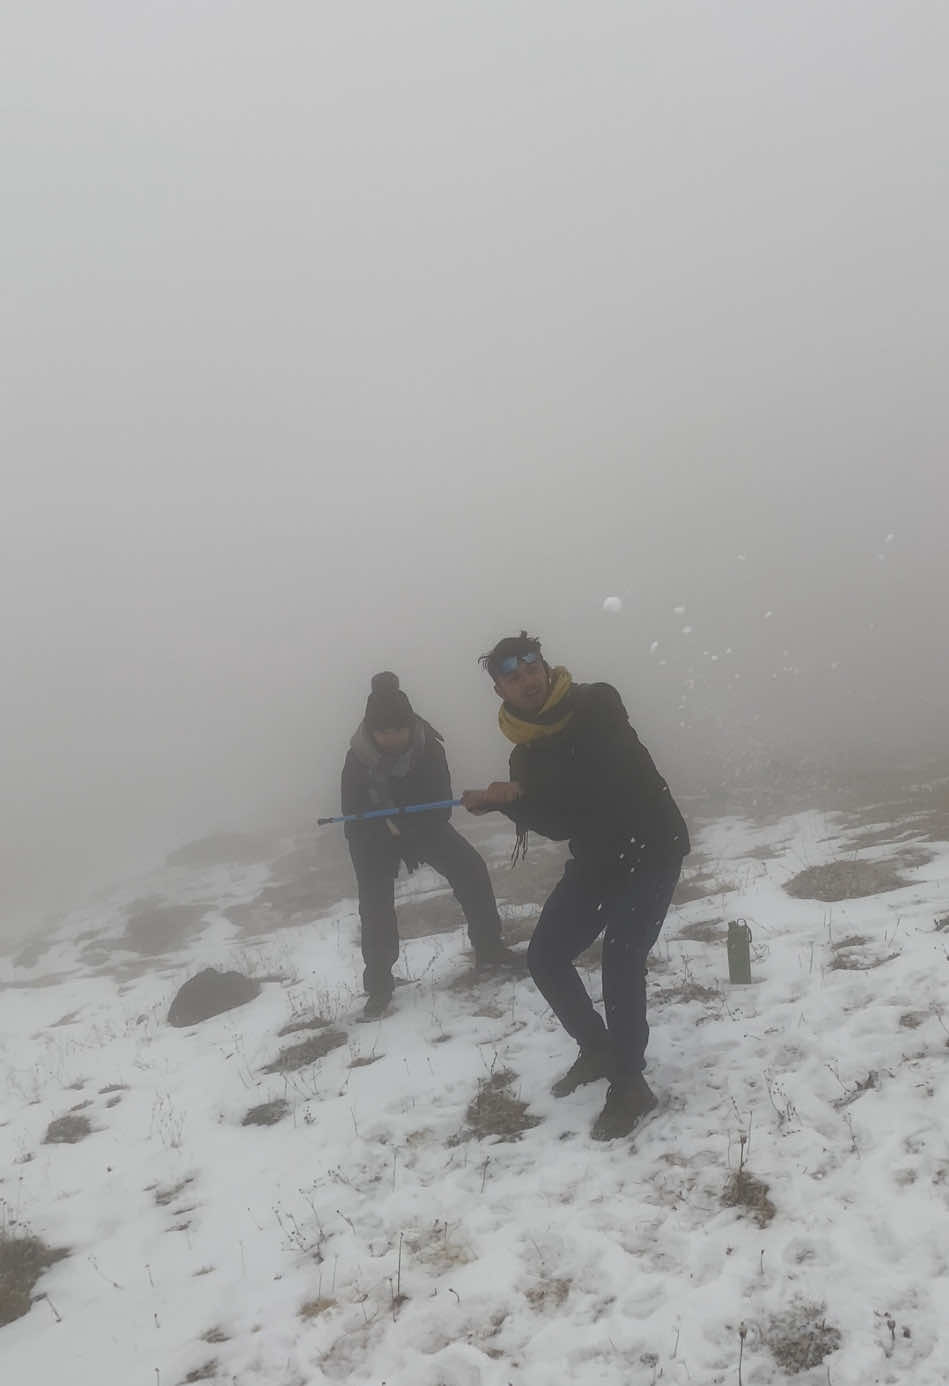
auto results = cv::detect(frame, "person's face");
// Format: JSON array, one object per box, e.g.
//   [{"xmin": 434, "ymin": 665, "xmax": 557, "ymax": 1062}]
[
  {"xmin": 372, "ymin": 726, "xmax": 412, "ymax": 753},
  {"xmin": 493, "ymin": 654, "xmax": 550, "ymax": 713}
]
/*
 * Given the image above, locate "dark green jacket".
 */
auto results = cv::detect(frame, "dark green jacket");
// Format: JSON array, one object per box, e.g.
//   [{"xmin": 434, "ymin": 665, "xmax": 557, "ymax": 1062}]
[{"xmin": 502, "ymin": 683, "xmax": 689, "ymax": 879}]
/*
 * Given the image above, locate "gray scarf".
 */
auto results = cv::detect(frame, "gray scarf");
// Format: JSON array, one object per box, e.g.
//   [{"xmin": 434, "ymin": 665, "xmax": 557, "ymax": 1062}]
[{"xmin": 349, "ymin": 719, "xmax": 427, "ymax": 812}]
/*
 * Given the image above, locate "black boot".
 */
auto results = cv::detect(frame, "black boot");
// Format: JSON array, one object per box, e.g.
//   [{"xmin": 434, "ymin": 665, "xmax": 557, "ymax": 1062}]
[
  {"xmin": 591, "ymin": 1074, "xmax": 657, "ymax": 1140},
  {"xmin": 362, "ymin": 991, "xmax": 392, "ymax": 1020},
  {"xmin": 474, "ymin": 940, "xmax": 528, "ymax": 971},
  {"xmin": 551, "ymin": 1046, "xmax": 615, "ymax": 1098}
]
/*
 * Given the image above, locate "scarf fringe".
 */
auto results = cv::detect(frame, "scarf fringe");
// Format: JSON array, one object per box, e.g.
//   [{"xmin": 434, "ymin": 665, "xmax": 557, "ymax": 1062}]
[{"xmin": 511, "ymin": 828, "xmax": 529, "ymax": 866}]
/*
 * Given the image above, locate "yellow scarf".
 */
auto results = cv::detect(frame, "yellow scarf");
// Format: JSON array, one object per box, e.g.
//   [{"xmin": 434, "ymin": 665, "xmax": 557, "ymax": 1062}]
[{"xmin": 498, "ymin": 666, "xmax": 575, "ymax": 745}]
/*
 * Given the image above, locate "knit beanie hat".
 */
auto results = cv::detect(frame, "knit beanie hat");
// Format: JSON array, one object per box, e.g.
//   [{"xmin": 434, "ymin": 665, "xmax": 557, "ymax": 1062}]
[{"xmin": 364, "ymin": 671, "xmax": 415, "ymax": 732}]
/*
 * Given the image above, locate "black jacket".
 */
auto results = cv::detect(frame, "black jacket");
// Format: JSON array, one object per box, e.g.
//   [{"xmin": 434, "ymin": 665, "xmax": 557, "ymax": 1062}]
[
  {"xmin": 502, "ymin": 683, "xmax": 689, "ymax": 878},
  {"xmin": 341, "ymin": 719, "xmax": 452, "ymax": 863}
]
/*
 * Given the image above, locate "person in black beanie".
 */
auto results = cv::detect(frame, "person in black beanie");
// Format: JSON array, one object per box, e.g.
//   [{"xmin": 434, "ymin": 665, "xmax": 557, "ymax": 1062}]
[
  {"xmin": 342, "ymin": 672, "xmax": 522, "ymax": 1017},
  {"xmin": 462, "ymin": 634, "xmax": 689, "ymax": 1140}
]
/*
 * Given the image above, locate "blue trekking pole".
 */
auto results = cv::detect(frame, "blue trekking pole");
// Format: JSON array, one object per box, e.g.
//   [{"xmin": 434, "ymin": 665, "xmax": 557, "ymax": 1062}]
[{"xmin": 317, "ymin": 798, "xmax": 462, "ymax": 827}]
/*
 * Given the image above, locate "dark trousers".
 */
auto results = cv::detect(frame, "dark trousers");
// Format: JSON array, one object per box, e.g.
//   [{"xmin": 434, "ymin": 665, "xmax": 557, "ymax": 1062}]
[
  {"xmin": 349, "ymin": 822, "xmax": 502, "ymax": 997},
  {"xmin": 526, "ymin": 854, "xmax": 682, "ymax": 1077}
]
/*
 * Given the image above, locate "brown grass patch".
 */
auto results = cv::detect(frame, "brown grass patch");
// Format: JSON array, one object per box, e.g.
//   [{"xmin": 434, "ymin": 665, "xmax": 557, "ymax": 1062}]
[
  {"xmin": 673, "ymin": 874, "xmax": 725, "ymax": 904},
  {"xmin": 833, "ymin": 933, "xmax": 870, "ymax": 950},
  {"xmin": 936, "ymin": 914, "xmax": 949, "ymax": 932},
  {"xmin": 242, "ymin": 1099, "xmax": 290, "ymax": 1127},
  {"xmin": 262, "ymin": 1029, "xmax": 347, "ymax": 1073},
  {"xmin": 722, "ymin": 1168, "xmax": 775, "ymax": 1227},
  {"xmin": 154, "ymin": 1176, "xmax": 194, "ymax": 1207},
  {"xmin": 785, "ymin": 859, "xmax": 909, "ymax": 901},
  {"xmin": 767, "ymin": 1302, "xmax": 841, "ymax": 1373},
  {"xmin": 201, "ymin": 1326, "xmax": 229, "ymax": 1343},
  {"xmin": 0, "ymin": 1230, "xmax": 69, "ymax": 1326},
  {"xmin": 472, "ymin": 1002, "xmax": 506, "ymax": 1019},
  {"xmin": 348, "ymin": 1053, "xmax": 383, "ymax": 1069},
  {"xmin": 676, "ymin": 918, "xmax": 725, "ymax": 943},
  {"xmin": 525, "ymin": 1277, "xmax": 570, "ymax": 1312},
  {"xmin": 829, "ymin": 950, "xmax": 898, "ymax": 972},
  {"xmin": 277, "ymin": 1016, "xmax": 331, "ymax": 1038},
  {"xmin": 899, "ymin": 1011, "xmax": 927, "ymax": 1029},
  {"xmin": 44, "ymin": 1113, "xmax": 93, "ymax": 1145},
  {"xmin": 405, "ymin": 1222, "xmax": 473, "ymax": 1271},
  {"xmin": 300, "ymin": 1296, "xmax": 335, "ymax": 1319},
  {"xmin": 653, "ymin": 981, "xmax": 719, "ymax": 1005},
  {"xmin": 182, "ymin": 1360, "xmax": 218, "ymax": 1383},
  {"xmin": 461, "ymin": 1069, "xmax": 540, "ymax": 1143}
]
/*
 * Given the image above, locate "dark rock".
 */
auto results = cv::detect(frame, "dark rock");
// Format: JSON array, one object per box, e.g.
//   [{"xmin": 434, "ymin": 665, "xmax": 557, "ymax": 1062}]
[{"xmin": 168, "ymin": 969, "xmax": 261, "ymax": 1028}]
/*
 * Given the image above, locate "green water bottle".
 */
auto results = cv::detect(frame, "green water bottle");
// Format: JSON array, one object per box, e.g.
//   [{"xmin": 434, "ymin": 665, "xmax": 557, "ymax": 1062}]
[{"xmin": 727, "ymin": 919, "xmax": 753, "ymax": 984}]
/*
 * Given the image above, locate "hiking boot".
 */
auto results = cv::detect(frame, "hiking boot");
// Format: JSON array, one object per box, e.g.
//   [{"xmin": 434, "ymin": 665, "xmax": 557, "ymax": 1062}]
[
  {"xmin": 362, "ymin": 990, "xmax": 393, "ymax": 1020},
  {"xmin": 551, "ymin": 1046, "xmax": 615, "ymax": 1098},
  {"xmin": 474, "ymin": 941, "xmax": 528, "ymax": 971},
  {"xmin": 591, "ymin": 1074, "xmax": 658, "ymax": 1141}
]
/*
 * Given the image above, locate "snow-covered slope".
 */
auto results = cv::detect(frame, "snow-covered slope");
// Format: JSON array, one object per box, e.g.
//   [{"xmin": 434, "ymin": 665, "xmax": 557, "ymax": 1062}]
[{"xmin": 2, "ymin": 810, "xmax": 947, "ymax": 1385}]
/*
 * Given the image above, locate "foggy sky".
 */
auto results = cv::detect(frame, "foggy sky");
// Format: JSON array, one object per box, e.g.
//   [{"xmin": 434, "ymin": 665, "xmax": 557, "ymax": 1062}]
[{"xmin": 3, "ymin": 1, "xmax": 948, "ymax": 941}]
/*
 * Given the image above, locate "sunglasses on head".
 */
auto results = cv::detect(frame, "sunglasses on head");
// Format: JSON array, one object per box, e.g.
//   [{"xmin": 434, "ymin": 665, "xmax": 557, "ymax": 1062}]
[{"xmin": 496, "ymin": 650, "xmax": 541, "ymax": 677}]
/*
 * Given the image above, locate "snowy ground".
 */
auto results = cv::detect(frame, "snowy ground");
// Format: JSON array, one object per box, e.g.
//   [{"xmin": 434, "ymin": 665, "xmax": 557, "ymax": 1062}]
[{"xmin": 2, "ymin": 807, "xmax": 948, "ymax": 1385}]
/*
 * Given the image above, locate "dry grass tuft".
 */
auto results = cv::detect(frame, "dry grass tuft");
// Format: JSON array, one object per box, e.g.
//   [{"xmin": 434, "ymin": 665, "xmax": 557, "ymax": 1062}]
[
  {"xmin": 299, "ymin": 1296, "xmax": 336, "ymax": 1319},
  {"xmin": 654, "ymin": 980, "xmax": 719, "ymax": 1005},
  {"xmin": 182, "ymin": 1360, "xmax": 218, "ymax": 1383},
  {"xmin": 405, "ymin": 1221, "xmax": 473, "ymax": 1271},
  {"xmin": 832, "ymin": 933, "xmax": 870, "ymax": 950},
  {"xmin": 676, "ymin": 918, "xmax": 725, "ymax": 943},
  {"xmin": 0, "ymin": 1229, "xmax": 69, "ymax": 1327},
  {"xmin": 829, "ymin": 949, "xmax": 899, "ymax": 972},
  {"xmin": 525, "ymin": 1277, "xmax": 570, "ymax": 1312},
  {"xmin": 153, "ymin": 1176, "xmax": 194, "ymax": 1207},
  {"xmin": 767, "ymin": 1302, "xmax": 841, "ymax": 1373},
  {"xmin": 722, "ymin": 1168, "xmax": 776, "ymax": 1227},
  {"xmin": 43, "ymin": 1113, "xmax": 93, "ymax": 1145},
  {"xmin": 262, "ymin": 1029, "xmax": 347, "ymax": 1074},
  {"xmin": 241, "ymin": 1099, "xmax": 290, "ymax": 1127},
  {"xmin": 348, "ymin": 1053, "xmax": 383, "ymax": 1069},
  {"xmin": 460, "ymin": 1069, "xmax": 540, "ymax": 1143},
  {"xmin": 201, "ymin": 1326, "xmax": 229, "ymax": 1343},
  {"xmin": 277, "ymin": 1016, "xmax": 331, "ymax": 1038},
  {"xmin": 785, "ymin": 859, "xmax": 909, "ymax": 901},
  {"xmin": 674, "ymin": 873, "xmax": 736, "ymax": 904}
]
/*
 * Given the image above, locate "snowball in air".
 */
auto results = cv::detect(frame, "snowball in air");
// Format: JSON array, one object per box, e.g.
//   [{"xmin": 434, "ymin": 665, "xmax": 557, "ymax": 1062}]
[{"xmin": 602, "ymin": 596, "xmax": 623, "ymax": 614}]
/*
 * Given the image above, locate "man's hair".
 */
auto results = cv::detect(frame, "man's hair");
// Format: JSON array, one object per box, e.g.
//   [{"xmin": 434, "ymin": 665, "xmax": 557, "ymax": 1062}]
[{"xmin": 478, "ymin": 631, "xmax": 543, "ymax": 679}]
